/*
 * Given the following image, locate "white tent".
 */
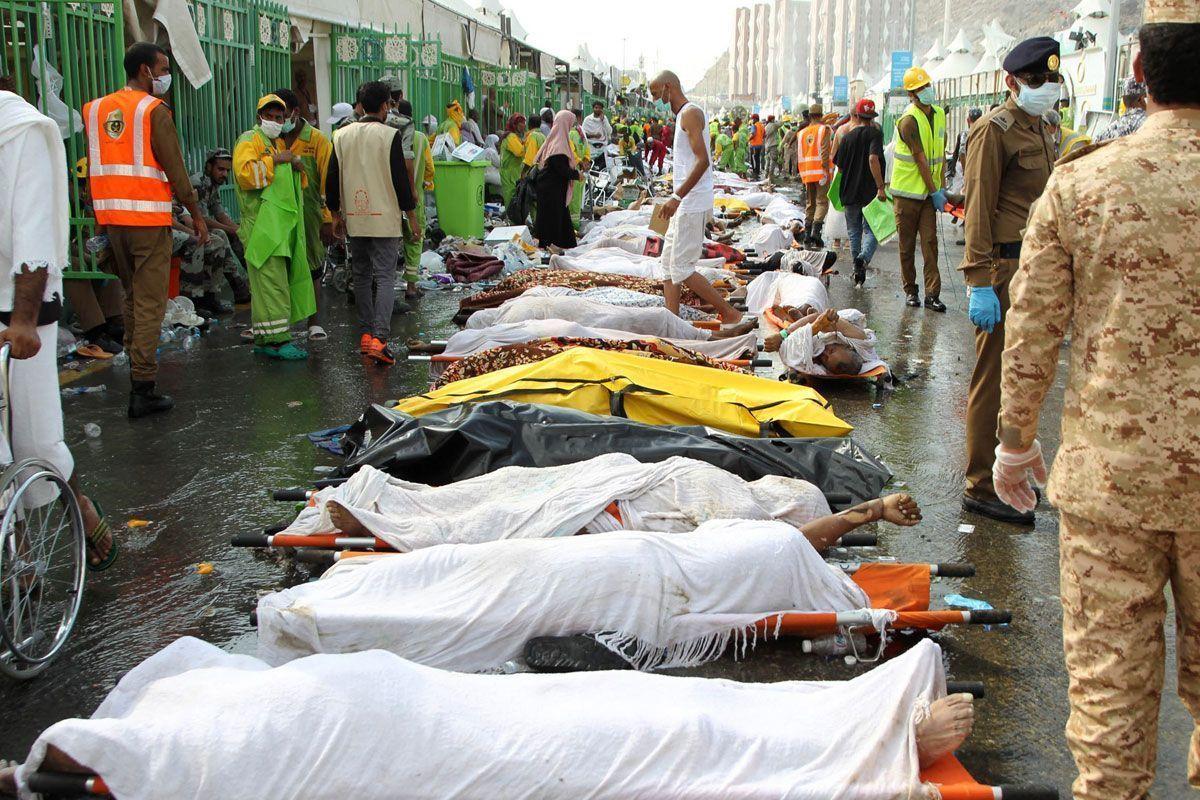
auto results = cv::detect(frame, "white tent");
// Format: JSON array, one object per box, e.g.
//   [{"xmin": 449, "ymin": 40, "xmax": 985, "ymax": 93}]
[
  {"xmin": 981, "ymin": 19, "xmax": 1016, "ymax": 58},
  {"xmin": 869, "ymin": 70, "xmax": 891, "ymax": 96},
  {"xmin": 972, "ymin": 52, "xmax": 1002, "ymax": 74},
  {"xmin": 931, "ymin": 28, "xmax": 977, "ymax": 81},
  {"xmin": 921, "ymin": 38, "xmax": 944, "ymax": 72}
]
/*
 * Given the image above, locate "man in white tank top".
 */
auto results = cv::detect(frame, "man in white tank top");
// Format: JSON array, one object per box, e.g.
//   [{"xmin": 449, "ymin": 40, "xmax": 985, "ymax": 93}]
[{"xmin": 648, "ymin": 71, "xmax": 748, "ymax": 327}]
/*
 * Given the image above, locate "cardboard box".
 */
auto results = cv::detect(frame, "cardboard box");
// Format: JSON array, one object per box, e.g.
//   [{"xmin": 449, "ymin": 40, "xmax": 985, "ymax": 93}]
[
  {"xmin": 649, "ymin": 201, "xmax": 671, "ymax": 235},
  {"xmin": 484, "ymin": 225, "xmax": 532, "ymax": 245}
]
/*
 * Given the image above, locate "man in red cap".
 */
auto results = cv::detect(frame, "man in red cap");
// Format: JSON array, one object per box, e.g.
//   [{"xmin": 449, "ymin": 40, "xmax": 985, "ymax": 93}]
[{"xmin": 832, "ymin": 99, "xmax": 886, "ymax": 287}]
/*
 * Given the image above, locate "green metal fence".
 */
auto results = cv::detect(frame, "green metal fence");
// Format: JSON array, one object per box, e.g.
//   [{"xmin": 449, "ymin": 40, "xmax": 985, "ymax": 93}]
[
  {"xmin": 408, "ymin": 36, "xmax": 440, "ymax": 125},
  {"xmin": 330, "ymin": 25, "xmax": 410, "ymax": 108},
  {"xmin": 1, "ymin": 0, "xmax": 125, "ymax": 278}
]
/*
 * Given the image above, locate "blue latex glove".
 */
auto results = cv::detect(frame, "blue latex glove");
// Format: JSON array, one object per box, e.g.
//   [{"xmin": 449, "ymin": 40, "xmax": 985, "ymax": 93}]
[
  {"xmin": 968, "ymin": 286, "xmax": 1002, "ymax": 332},
  {"xmin": 930, "ymin": 188, "xmax": 949, "ymax": 211}
]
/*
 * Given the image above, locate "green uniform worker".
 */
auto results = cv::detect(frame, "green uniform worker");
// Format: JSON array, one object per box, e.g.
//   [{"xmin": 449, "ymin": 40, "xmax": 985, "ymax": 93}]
[
  {"xmin": 500, "ymin": 115, "xmax": 530, "ymax": 205},
  {"xmin": 731, "ymin": 125, "xmax": 750, "ymax": 175},
  {"xmin": 568, "ymin": 127, "xmax": 591, "ymax": 230},
  {"xmin": 715, "ymin": 131, "xmax": 735, "ymax": 171},
  {"xmin": 403, "ymin": 128, "xmax": 432, "ymax": 287},
  {"xmin": 232, "ymin": 95, "xmax": 316, "ymax": 360},
  {"xmin": 278, "ymin": 109, "xmax": 332, "ymax": 337}
]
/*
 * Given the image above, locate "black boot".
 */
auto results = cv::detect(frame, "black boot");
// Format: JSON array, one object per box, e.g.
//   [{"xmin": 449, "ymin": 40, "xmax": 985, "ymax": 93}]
[
  {"xmin": 853, "ymin": 257, "xmax": 866, "ymax": 287},
  {"xmin": 811, "ymin": 222, "xmax": 825, "ymax": 248},
  {"xmin": 799, "ymin": 222, "xmax": 813, "ymax": 246},
  {"xmin": 227, "ymin": 272, "xmax": 251, "ymax": 305},
  {"xmin": 193, "ymin": 292, "xmax": 233, "ymax": 316},
  {"xmin": 924, "ymin": 295, "xmax": 947, "ymax": 312},
  {"xmin": 129, "ymin": 380, "xmax": 174, "ymax": 419}
]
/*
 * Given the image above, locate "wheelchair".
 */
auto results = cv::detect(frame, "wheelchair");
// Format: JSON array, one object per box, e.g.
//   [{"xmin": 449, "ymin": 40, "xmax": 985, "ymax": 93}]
[{"xmin": 0, "ymin": 344, "xmax": 87, "ymax": 679}]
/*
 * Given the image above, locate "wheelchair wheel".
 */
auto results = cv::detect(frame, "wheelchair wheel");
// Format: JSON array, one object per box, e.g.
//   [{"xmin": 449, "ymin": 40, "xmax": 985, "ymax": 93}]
[{"xmin": 0, "ymin": 458, "xmax": 87, "ymax": 680}]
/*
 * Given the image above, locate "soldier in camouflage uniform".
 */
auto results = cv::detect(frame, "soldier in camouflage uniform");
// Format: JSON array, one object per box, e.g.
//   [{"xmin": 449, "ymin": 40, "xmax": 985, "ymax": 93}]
[
  {"xmin": 188, "ymin": 149, "xmax": 250, "ymax": 305},
  {"xmin": 994, "ymin": 3, "xmax": 1200, "ymax": 795},
  {"xmin": 172, "ymin": 203, "xmax": 242, "ymax": 315}
]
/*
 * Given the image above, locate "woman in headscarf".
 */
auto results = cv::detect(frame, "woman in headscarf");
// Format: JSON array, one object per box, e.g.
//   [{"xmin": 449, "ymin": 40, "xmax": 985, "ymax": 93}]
[
  {"xmin": 500, "ymin": 114, "xmax": 528, "ymax": 205},
  {"xmin": 483, "ymin": 133, "xmax": 502, "ymax": 197},
  {"xmin": 533, "ymin": 109, "xmax": 580, "ymax": 249}
]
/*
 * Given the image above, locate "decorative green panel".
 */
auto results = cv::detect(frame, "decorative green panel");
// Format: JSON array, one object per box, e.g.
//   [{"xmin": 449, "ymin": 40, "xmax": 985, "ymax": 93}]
[{"xmin": 330, "ymin": 25, "xmax": 409, "ymax": 107}]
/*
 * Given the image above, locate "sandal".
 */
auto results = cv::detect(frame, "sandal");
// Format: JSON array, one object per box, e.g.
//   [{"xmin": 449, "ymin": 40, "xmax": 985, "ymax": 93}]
[
  {"xmin": 75, "ymin": 343, "xmax": 113, "ymax": 360},
  {"xmin": 254, "ymin": 343, "xmax": 309, "ymax": 361},
  {"xmin": 86, "ymin": 499, "xmax": 117, "ymax": 572}
]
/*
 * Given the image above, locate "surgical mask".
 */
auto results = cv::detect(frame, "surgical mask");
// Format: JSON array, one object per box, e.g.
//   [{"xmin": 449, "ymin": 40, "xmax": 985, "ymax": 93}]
[
  {"xmin": 281, "ymin": 117, "xmax": 296, "ymax": 134},
  {"xmin": 916, "ymin": 86, "xmax": 935, "ymax": 106},
  {"xmin": 1014, "ymin": 80, "xmax": 1060, "ymax": 117},
  {"xmin": 151, "ymin": 73, "xmax": 172, "ymax": 96},
  {"xmin": 259, "ymin": 118, "xmax": 284, "ymax": 138}
]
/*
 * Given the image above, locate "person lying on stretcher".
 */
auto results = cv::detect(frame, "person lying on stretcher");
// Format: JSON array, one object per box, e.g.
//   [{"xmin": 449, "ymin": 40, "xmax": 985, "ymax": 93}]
[
  {"xmin": 1, "ymin": 638, "xmax": 974, "ymax": 799},
  {"xmin": 325, "ymin": 490, "xmax": 920, "ymax": 552},
  {"xmin": 764, "ymin": 307, "xmax": 884, "ymax": 377}
]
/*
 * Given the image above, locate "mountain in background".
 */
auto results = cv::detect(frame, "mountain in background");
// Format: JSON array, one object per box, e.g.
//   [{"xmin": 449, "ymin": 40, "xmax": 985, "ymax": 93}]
[{"xmin": 690, "ymin": 0, "xmax": 1143, "ymax": 95}]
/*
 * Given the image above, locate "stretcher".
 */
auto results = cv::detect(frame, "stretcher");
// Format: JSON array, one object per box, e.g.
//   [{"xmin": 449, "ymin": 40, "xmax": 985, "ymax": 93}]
[
  {"xmin": 21, "ymin": 757, "xmax": 1058, "ymax": 800},
  {"xmin": 763, "ymin": 307, "xmax": 891, "ymax": 387},
  {"xmin": 407, "ymin": 353, "xmax": 772, "ymax": 370}
]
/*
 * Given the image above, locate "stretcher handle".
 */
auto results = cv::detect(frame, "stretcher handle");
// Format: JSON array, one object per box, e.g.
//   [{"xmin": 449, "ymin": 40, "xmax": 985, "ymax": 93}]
[
  {"xmin": 264, "ymin": 522, "xmax": 288, "ymax": 535},
  {"xmin": 967, "ymin": 609, "xmax": 1011, "ymax": 625},
  {"xmin": 944, "ymin": 680, "xmax": 986, "ymax": 698},
  {"xmin": 997, "ymin": 786, "xmax": 1060, "ymax": 800},
  {"xmin": 292, "ymin": 548, "xmax": 336, "ymax": 566},
  {"xmin": 26, "ymin": 771, "xmax": 110, "ymax": 797},
  {"xmin": 750, "ymin": 358, "xmax": 771, "ymax": 368},
  {"xmin": 231, "ymin": 533, "xmax": 269, "ymax": 547},
  {"xmin": 837, "ymin": 532, "xmax": 877, "ymax": 547},
  {"xmin": 313, "ymin": 477, "xmax": 347, "ymax": 489},
  {"xmin": 933, "ymin": 563, "xmax": 975, "ymax": 578},
  {"xmin": 272, "ymin": 488, "xmax": 311, "ymax": 502},
  {"xmin": 823, "ymin": 492, "xmax": 853, "ymax": 506}
]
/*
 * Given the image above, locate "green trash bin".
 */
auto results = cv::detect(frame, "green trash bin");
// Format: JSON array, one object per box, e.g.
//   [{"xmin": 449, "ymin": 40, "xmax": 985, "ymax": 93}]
[{"xmin": 433, "ymin": 160, "xmax": 487, "ymax": 239}]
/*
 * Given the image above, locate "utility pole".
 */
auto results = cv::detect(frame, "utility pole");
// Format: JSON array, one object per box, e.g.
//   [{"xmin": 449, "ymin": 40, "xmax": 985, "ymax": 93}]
[{"xmin": 942, "ymin": 0, "xmax": 952, "ymax": 52}]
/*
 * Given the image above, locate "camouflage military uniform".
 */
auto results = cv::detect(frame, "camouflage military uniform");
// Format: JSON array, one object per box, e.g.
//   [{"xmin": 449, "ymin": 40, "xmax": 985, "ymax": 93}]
[
  {"xmin": 172, "ymin": 197, "xmax": 244, "ymax": 300},
  {"xmin": 189, "ymin": 172, "xmax": 249, "ymax": 294},
  {"xmin": 998, "ymin": 109, "xmax": 1200, "ymax": 798}
]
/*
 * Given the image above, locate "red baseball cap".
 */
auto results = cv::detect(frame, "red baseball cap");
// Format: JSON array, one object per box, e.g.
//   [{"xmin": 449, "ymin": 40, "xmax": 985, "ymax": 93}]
[{"xmin": 855, "ymin": 98, "xmax": 877, "ymax": 118}]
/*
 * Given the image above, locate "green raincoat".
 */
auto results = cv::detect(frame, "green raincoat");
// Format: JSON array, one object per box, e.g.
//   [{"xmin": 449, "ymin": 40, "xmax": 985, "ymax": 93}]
[
  {"xmin": 500, "ymin": 131, "xmax": 526, "ymax": 205},
  {"xmin": 403, "ymin": 129, "xmax": 431, "ymax": 283},
  {"xmin": 568, "ymin": 128, "xmax": 590, "ymax": 230},
  {"xmin": 291, "ymin": 122, "xmax": 328, "ymax": 275},
  {"xmin": 715, "ymin": 133, "xmax": 735, "ymax": 171}
]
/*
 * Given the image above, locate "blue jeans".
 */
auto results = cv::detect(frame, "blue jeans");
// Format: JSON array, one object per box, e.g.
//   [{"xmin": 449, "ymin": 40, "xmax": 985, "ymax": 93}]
[{"xmin": 844, "ymin": 203, "xmax": 878, "ymax": 264}]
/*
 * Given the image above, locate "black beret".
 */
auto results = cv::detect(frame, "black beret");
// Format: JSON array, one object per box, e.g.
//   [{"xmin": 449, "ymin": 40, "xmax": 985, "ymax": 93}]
[{"xmin": 1003, "ymin": 36, "xmax": 1061, "ymax": 74}]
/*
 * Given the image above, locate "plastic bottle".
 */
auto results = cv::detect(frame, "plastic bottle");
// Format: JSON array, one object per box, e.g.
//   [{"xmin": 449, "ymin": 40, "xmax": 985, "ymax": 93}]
[
  {"xmin": 60, "ymin": 385, "xmax": 108, "ymax": 397},
  {"xmin": 83, "ymin": 422, "xmax": 101, "ymax": 438},
  {"xmin": 111, "ymin": 352, "xmax": 128, "ymax": 366},
  {"xmin": 802, "ymin": 631, "xmax": 868, "ymax": 657}
]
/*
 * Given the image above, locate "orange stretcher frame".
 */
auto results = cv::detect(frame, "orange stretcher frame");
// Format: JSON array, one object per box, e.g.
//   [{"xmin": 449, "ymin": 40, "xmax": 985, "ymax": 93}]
[{"xmin": 762, "ymin": 307, "xmax": 890, "ymax": 383}]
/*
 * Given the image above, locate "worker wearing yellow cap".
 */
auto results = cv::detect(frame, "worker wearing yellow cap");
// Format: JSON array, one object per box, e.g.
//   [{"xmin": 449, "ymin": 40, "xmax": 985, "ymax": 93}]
[
  {"xmin": 892, "ymin": 65, "xmax": 947, "ymax": 314},
  {"xmin": 232, "ymin": 94, "xmax": 316, "ymax": 360}
]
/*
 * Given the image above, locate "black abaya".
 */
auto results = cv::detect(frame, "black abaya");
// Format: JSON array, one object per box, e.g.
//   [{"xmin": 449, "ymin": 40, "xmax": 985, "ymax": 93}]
[{"xmin": 534, "ymin": 153, "xmax": 580, "ymax": 248}]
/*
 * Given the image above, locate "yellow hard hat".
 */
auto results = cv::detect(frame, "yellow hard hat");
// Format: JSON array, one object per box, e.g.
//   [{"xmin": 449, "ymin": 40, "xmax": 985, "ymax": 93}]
[{"xmin": 903, "ymin": 66, "xmax": 932, "ymax": 92}]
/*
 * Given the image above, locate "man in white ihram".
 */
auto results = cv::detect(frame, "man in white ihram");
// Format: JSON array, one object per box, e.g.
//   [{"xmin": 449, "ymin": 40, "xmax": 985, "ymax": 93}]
[
  {"xmin": 0, "ymin": 91, "xmax": 112, "ymax": 568},
  {"xmin": 649, "ymin": 71, "xmax": 751, "ymax": 332}
]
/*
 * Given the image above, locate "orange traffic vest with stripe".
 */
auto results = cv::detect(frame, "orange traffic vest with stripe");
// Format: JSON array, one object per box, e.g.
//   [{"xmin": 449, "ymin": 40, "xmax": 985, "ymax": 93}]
[
  {"xmin": 750, "ymin": 121, "xmax": 764, "ymax": 146},
  {"xmin": 798, "ymin": 123, "xmax": 830, "ymax": 184},
  {"xmin": 83, "ymin": 89, "xmax": 173, "ymax": 226}
]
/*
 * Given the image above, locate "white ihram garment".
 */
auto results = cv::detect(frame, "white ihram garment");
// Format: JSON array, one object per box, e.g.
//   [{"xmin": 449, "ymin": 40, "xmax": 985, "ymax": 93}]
[
  {"xmin": 441, "ymin": 319, "xmax": 755, "ymax": 361},
  {"xmin": 745, "ymin": 271, "xmax": 829, "ymax": 315}
]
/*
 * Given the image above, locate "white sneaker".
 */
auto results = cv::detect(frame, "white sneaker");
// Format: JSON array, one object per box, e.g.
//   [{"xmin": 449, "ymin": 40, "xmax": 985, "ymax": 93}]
[{"xmin": 308, "ymin": 325, "xmax": 328, "ymax": 341}]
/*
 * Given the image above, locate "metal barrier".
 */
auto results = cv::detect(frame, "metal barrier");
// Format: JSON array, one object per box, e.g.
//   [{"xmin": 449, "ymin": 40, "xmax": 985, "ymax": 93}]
[{"xmin": 1, "ymin": 0, "xmax": 124, "ymax": 279}]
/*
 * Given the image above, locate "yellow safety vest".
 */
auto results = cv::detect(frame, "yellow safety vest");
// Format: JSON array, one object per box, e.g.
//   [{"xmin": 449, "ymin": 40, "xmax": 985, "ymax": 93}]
[{"xmin": 892, "ymin": 103, "xmax": 946, "ymax": 200}]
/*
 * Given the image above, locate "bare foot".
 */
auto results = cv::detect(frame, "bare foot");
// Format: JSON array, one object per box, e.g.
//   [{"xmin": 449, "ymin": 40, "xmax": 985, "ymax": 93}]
[
  {"xmin": 0, "ymin": 761, "xmax": 15, "ymax": 796},
  {"xmin": 880, "ymin": 493, "xmax": 922, "ymax": 527},
  {"xmin": 326, "ymin": 501, "xmax": 370, "ymax": 537},
  {"xmin": 77, "ymin": 494, "xmax": 111, "ymax": 567},
  {"xmin": 916, "ymin": 694, "xmax": 975, "ymax": 768},
  {"xmin": 712, "ymin": 318, "xmax": 755, "ymax": 337}
]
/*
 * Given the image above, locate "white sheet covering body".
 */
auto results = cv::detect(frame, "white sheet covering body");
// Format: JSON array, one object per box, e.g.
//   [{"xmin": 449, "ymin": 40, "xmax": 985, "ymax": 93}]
[
  {"xmin": 465, "ymin": 295, "xmax": 710, "ymax": 340},
  {"xmin": 746, "ymin": 223, "xmax": 793, "ymax": 254},
  {"xmin": 745, "ymin": 271, "xmax": 830, "ymax": 315},
  {"xmin": 17, "ymin": 637, "xmax": 945, "ymax": 800},
  {"xmin": 257, "ymin": 520, "xmax": 868, "ymax": 670},
  {"xmin": 441, "ymin": 320, "xmax": 756, "ymax": 361},
  {"xmin": 549, "ymin": 248, "xmax": 731, "ymax": 282},
  {"xmin": 516, "ymin": 285, "xmax": 712, "ymax": 321},
  {"xmin": 284, "ymin": 454, "xmax": 833, "ymax": 552},
  {"xmin": 762, "ymin": 195, "xmax": 806, "ymax": 225}
]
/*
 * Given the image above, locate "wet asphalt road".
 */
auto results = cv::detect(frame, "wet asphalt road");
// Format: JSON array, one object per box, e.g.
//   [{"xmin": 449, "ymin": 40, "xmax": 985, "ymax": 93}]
[{"xmin": 0, "ymin": 216, "xmax": 1192, "ymax": 798}]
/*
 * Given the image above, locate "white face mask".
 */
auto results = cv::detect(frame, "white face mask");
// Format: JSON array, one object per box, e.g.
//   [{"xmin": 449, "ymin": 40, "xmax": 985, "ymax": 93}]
[
  {"xmin": 259, "ymin": 118, "xmax": 284, "ymax": 138},
  {"xmin": 151, "ymin": 73, "xmax": 172, "ymax": 96},
  {"xmin": 916, "ymin": 86, "xmax": 936, "ymax": 106},
  {"xmin": 281, "ymin": 117, "xmax": 296, "ymax": 134},
  {"xmin": 1014, "ymin": 80, "xmax": 1060, "ymax": 117}
]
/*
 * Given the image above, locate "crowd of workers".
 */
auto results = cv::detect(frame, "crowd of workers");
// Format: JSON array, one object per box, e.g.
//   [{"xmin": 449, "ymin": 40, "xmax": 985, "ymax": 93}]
[{"xmin": 0, "ymin": 0, "xmax": 1197, "ymax": 795}]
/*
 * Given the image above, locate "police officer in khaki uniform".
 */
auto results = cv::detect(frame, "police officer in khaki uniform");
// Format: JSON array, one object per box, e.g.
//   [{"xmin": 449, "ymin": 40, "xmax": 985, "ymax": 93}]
[
  {"xmin": 992, "ymin": 1, "xmax": 1200, "ymax": 794},
  {"xmin": 958, "ymin": 36, "xmax": 1059, "ymax": 524}
]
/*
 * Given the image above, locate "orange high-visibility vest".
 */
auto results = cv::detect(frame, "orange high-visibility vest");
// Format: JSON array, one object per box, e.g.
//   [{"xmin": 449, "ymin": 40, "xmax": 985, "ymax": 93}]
[
  {"xmin": 750, "ymin": 121, "xmax": 765, "ymax": 146},
  {"xmin": 798, "ymin": 123, "xmax": 831, "ymax": 184},
  {"xmin": 83, "ymin": 89, "xmax": 173, "ymax": 226}
]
